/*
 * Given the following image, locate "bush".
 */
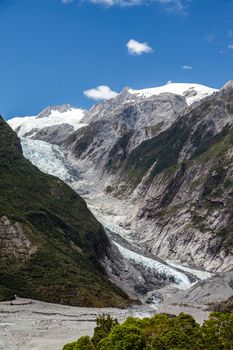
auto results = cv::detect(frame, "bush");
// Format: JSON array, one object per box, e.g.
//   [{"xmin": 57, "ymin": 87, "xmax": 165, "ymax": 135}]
[
  {"xmin": 92, "ymin": 314, "xmax": 118, "ymax": 346},
  {"xmin": 202, "ymin": 312, "xmax": 233, "ymax": 349},
  {"xmin": 98, "ymin": 323, "xmax": 144, "ymax": 350},
  {"xmin": 63, "ymin": 342, "xmax": 76, "ymax": 350},
  {"xmin": 63, "ymin": 336, "xmax": 96, "ymax": 350},
  {"xmin": 62, "ymin": 312, "xmax": 233, "ymax": 350}
]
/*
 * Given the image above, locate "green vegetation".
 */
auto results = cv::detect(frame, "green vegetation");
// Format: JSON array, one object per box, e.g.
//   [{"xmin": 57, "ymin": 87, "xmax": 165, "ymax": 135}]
[
  {"xmin": 63, "ymin": 312, "xmax": 233, "ymax": 350},
  {"xmin": 92, "ymin": 314, "xmax": 118, "ymax": 346},
  {"xmin": 64, "ymin": 336, "xmax": 96, "ymax": 350},
  {"xmin": 0, "ymin": 116, "xmax": 129, "ymax": 307}
]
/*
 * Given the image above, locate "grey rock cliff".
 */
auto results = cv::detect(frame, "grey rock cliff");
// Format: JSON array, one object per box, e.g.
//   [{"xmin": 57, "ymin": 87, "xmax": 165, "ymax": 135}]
[
  {"xmin": 63, "ymin": 92, "xmax": 187, "ymax": 172},
  {"xmin": 0, "ymin": 216, "xmax": 37, "ymax": 262}
]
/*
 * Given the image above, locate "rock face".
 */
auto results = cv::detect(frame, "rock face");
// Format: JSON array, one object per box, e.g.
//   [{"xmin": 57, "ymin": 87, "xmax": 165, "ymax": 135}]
[
  {"xmin": 166, "ymin": 270, "xmax": 233, "ymax": 306},
  {"xmin": 64, "ymin": 92, "xmax": 187, "ymax": 173},
  {"xmin": 0, "ymin": 216, "xmax": 37, "ymax": 262},
  {"xmin": 114, "ymin": 85, "xmax": 233, "ymax": 272},
  {"xmin": 31, "ymin": 123, "xmax": 75, "ymax": 144},
  {"xmin": 36, "ymin": 104, "xmax": 74, "ymax": 119}
]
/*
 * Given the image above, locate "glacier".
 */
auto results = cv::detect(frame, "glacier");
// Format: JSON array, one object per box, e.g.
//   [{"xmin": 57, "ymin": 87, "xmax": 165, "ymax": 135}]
[{"xmin": 21, "ymin": 138, "xmax": 79, "ymax": 182}]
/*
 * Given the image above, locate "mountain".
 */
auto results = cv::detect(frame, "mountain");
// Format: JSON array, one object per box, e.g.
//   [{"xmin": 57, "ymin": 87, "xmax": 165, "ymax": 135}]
[
  {"xmin": 127, "ymin": 82, "xmax": 217, "ymax": 105},
  {"xmin": 58, "ymin": 82, "xmax": 233, "ymax": 274},
  {"xmin": 8, "ymin": 83, "xmax": 217, "ymax": 145},
  {"xmin": 10, "ymin": 81, "xmax": 233, "ymax": 305},
  {"xmin": 8, "ymin": 104, "xmax": 87, "ymax": 144},
  {"xmin": 0, "ymin": 115, "xmax": 130, "ymax": 307},
  {"xmin": 64, "ymin": 81, "xmax": 233, "ymax": 273},
  {"xmin": 111, "ymin": 81, "xmax": 233, "ymax": 272}
]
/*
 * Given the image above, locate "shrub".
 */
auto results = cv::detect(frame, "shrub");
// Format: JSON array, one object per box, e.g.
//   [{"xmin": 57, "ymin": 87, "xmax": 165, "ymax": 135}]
[
  {"xmin": 63, "ymin": 341, "xmax": 76, "ymax": 350},
  {"xmin": 92, "ymin": 314, "xmax": 118, "ymax": 346},
  {"xmin": 63, "ymin": 336, "xmax": 96, "ymax": 350},
  {"xmin": 98, "ymin": 323, "xmax": 144, "ymax": 350}
]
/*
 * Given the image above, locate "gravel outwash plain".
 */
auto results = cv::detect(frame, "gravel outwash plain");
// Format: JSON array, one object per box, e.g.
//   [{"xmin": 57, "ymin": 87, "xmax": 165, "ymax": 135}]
[{"xmin": 0, "ymin": 297, "xmax": 209, "ymax": 350}]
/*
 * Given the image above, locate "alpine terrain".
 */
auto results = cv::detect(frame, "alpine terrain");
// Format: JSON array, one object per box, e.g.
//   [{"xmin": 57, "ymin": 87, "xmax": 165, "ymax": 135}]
[{"xmin": 7, "ymin": 81, "xmax": 233, "ymax": 308}]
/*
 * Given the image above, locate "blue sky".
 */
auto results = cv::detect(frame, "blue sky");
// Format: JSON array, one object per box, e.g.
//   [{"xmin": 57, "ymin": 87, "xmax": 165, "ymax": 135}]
[{"xmin": 0, "ymin": 0, "xmax": 233, "ymax": 119}]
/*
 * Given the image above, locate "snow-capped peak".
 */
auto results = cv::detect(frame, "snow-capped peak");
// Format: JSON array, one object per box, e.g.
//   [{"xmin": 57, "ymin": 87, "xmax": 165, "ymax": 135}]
[
  {"xmin": 128, "ymin": 83, "xmax": 218, "ymax": 105},
  {"xmin": 8, "ymin": 105, "xmax": 87, "ymax": 138},
  {"xmin": 36, "ymin": 104, "xmax": 73, "ymax": 119}
]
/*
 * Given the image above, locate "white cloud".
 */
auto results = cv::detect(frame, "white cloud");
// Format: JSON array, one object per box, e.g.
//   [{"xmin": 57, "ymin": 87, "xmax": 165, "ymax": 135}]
[
  {"xmin": 228, "ymin": 30, "xmax": 233, "ymax": 38},
  {"xmin": 228, "ymin": 45, "xmax": 233, "ymax": 50},
  {"xmin": 127, "ymin": 39, "xmax": 153, "ymax": 55},
  {"xmin": 182, "ymin": 65, "xmax": 192, "ymax": 70},
  {"xmin": 90, "ymin": 0, "xmax": 140, "ymax": 5},
  {"xmin": 158, "ymin": 0, "xmax": 186, "ymax": 13},
  {"xmin": 165, "ymin": 80, "xmax": 173, "ymax": 85},
  {"xmin": 61, "ymin": 0, "xmax": 73, "ymax": 3},
  {"xmin": 64, "ymin": 0, "xmax": 188, "ymax": 13},
  {"xmin": 84, "ymin": 85, "xmax": 118, "ymax": 100},
  {"xmin": 204, "ymin": 33, "xmax": 215, "ymax": 43}
]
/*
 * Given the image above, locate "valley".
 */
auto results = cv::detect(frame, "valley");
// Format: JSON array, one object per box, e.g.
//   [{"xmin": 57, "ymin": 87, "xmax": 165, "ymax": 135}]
[
  {"xmin": 2, "ymin": 81, "xmax": 233, "ymax": 349},
  {"xmin": 13, "ymin": 83, "xmax": 225, "ymax": 305},
  {"xmin": 1, "ymin": 2, "xmax": 232, "ymax": 349},
  {"xmin": 20, "ymin": 135, "xmax": 212, "ymax": 305}
]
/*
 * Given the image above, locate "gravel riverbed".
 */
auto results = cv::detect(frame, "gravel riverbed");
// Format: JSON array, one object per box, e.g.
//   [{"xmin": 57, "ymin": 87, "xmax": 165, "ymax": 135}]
[{"xmin": 0, "ymin": 297, "xmax": 209, "ymax": 350}]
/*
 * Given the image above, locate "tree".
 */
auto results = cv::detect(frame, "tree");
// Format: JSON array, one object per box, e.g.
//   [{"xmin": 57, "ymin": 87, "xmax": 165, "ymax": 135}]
[
  {"xmin": 98, "ymin": 323, "xmax": 144, "ymax": 350},
  {"xmin": 92, "ymin": 314, "xmax": 118, "ymax": 346},
  {"xmin": 63, "ymin": 342, "xmax": 76, "ymax": 350},
  {"xmin": 63, "ymin": 336, "xmax": 96, "ymax": 350},
  {"xmin": 202, "ymin": 312, "xmax": 233, "ymax": 350},
  {"xmin": 75, "ymin": 336, "xmax": 96, "ymax": 350}
]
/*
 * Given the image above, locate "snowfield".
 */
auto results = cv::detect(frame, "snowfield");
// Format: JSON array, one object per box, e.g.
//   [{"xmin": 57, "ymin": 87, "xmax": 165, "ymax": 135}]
[
  {"xmin": 8, "ymin": 106, "xmax": 86, "ymax": 138},
  {"xmin": 128, "ymin": 83, "xmax": 218, "ymax": 105}
]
